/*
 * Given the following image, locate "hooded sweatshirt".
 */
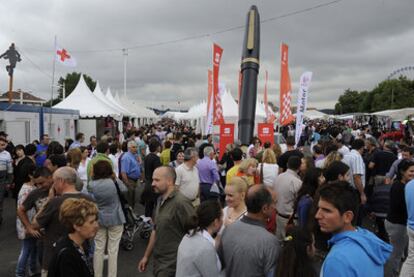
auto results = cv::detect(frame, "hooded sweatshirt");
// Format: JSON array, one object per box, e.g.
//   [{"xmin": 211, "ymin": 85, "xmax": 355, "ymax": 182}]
[{"xmin": 321, "ymin": 227, "xmax": 392, "ymax": 277}]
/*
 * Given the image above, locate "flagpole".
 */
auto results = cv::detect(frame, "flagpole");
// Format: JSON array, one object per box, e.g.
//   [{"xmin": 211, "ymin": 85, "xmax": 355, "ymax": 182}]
[{"xmin": 49, "ymin": 35, "xmax": 57, "ymax": 138}]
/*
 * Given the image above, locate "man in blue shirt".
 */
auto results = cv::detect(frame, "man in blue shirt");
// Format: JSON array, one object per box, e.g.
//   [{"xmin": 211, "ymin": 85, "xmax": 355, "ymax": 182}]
[
  {"xmin": 401, "ymin": 179, "xmax": 414, "ymax": 275},
  {"xmin": 120, "ymin": 140, "xmax": 141, "ymax": 208},
  {"xmin": 196, "ymin": 146, "xmax": 220, "ymax": 202},
  {"xmin": 316, "ymin": 181, "xmax": 392, "ymax": 277},
  {"xmin": 35, "ymin": 134, "xmax": 50, "ymax": 167},
  {"xmin": 69, "ymin": 132, "xmax": 85, "ymax": 150}
]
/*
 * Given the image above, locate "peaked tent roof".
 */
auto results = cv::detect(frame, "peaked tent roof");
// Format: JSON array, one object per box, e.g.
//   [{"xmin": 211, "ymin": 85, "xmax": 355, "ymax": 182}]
[
  {"xmin": 54, "ymin": 75, "xmax": 122, "ymax": 119},
  {"xmin": 92, "ymin": 82, "xmax": 126, "ymax": 116},
  {"xmin": 104, "ymin": 88, "xmax": 135, "ymax": 117},
  {"xmin": 117, "ymin": 93, "xmax": 157, "ymax": 118}
]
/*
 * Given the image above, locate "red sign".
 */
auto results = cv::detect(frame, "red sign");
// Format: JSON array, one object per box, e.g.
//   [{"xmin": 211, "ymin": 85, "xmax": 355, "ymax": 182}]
[
  {"xmin": 258, "ymin": 123, "xmax": 274, "ymax": 146},
  {"xmin": 219, "ymin": 123, "xmax": 234, "ymax": 160}
]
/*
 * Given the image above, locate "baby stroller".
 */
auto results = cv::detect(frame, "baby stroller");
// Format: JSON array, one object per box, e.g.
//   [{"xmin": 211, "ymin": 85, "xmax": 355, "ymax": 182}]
[{"xmin": 120, "ymin": 206, "xmax": 153, "ymax": 251}]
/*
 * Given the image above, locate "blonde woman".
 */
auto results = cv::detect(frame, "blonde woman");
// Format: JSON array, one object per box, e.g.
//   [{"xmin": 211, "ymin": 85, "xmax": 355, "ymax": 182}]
[
  {"xmin": 223, "ymin": 176, "xmax": 249, "ymax": 228},
  {"xmin": 323, "ymin": 151, "xmax": 343, "ymax": 169},
  {"xmin": 236, "ymin": 158, "xmax": 259, "ymax": 185},
  {"xmin": 258, "ymin": 149, "xmax": 279, "ymax": 188}
]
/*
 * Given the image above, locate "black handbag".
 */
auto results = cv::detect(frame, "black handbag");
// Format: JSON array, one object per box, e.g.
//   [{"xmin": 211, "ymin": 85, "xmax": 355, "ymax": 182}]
[{"xmin": 113, "ymin": 180, "xmax": 129, "ymax": 220}]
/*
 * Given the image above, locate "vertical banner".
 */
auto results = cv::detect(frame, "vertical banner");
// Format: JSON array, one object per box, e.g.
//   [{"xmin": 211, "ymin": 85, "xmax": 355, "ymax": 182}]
[
  {"xmin": 279, "ymin": 43, "xmax": 295, "ymax": 126},
  {"xmin": 258, "ymin": 123, "xmax": 274, "ymax": 146},
  {"xmin": 294, "ymin": 72, "xmax": 313, "ymax": 146},
  {"xmin": 263, "ymin": 70, "xmax": 276, "ymax": 124},
  {"xmin": 213, "ymin": 44, "xmax": 224, "ymax": 125},
  {"xmin": 205, "ymin": 69, "xmax": 214, "ymax": 134},
  {"xmin": 219, "ymin": 123, "xmax": 234, "ymax": 160}
]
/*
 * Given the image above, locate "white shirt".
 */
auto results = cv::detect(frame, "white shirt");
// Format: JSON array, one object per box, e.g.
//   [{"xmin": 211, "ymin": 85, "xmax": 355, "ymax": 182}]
[
  {"xmin": 77, "ymin": 158, "xmax": 90, "ymax": 184},
  {"xmin": 201, "ymin": 230, "xmax": 222, "ymax": 272},
  {"xmin": 258, "ymin": 163, "xmax": 279, "ymax": 187},
  {"xmin": 338, "ymin": 145, "xmax": 350, "ymax": 156},
  {"xmin": 175, "ymin": 163, "xmax": 200, "ymax": 200},
  {"xmin": 343, "ymin": 149, "xmax": 366, "ymax": 188},
  {"xmin": 273, "ymin": 169, "xmax": 302, "ymax": 215},
  {"xmin": 108, "ymin": 154, "xmax": 119, "ymax": 177}
]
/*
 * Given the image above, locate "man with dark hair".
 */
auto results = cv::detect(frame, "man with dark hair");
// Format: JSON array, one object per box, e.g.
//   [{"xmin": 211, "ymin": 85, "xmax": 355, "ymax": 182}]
[
  {"xmin": 343, "ymin": 139, "xmax": 367, "ymax": 205},
  {"xmin": 218, "ymin": 185, "xmax": 280, "ymax": 276},
  {"xmin": 87, "ymin": 135, "xmax": 97, "ymax": 158},
  {"xmin": 226, "ymin": 148, "xmax": 243, "ymax": 184},
  {"xmin": 35, "ymin": 134, "xmax": 50, "ymax": 167},
  {"xmin": 143, "ymin": 138, "xmax": 162, "ymax": 216},
  {"xmin": 69, "ymin": 132, "xmax": 85, "ymax": 150},
  {"xmin": 368, "ymin": 140, "xmax": 397, "ymax": 185},
  {"xmin": 277, "ymin": 136, "xmax": 303, "ymax": 173},
  {"xmin": 87, "ymin": 141, "xmax": 112, "ymax": 182},
  {"xmin": 316, "ymin": 181, "xmax": 392, "ymax": 276},
  {"xmin": 324, "ymin": 161, "xmax": 350, "ymax": 183},
  {"xmin": 17, "ymin": 167, "xmax": 53, "ymax": 240},
  {"xmin": 46, "ymin": 154, "xmax": 67, "ymax": 173},
  {"xmin": 138, "ymin": 166, "xmax": 195, "ymax": 276},
  {"xmin": 273, "ymin": 156, "xmax": 302, "ymax": 240},
  {"xmin": 385, "ymin": 145, "xmax": 414, "ymax": 184},
  {"xmin": 313, "ymin": 144, "xmax": 325, "ymax": 167},
  {"xmin": 170, "ymin": 133, "xmax": 184, "ymax": 161}
]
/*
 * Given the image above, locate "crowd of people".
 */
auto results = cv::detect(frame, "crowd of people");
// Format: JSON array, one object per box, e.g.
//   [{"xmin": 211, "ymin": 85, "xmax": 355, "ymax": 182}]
[{"xmin": 1, "ymin": 118, "xmax": 414, "ymax": 276}]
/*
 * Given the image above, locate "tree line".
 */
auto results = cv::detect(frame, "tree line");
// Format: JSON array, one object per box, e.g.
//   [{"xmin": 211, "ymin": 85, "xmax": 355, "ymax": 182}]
[{"xmin": 334, "ymin": 76, "xmax": 414, "ymax": 114}]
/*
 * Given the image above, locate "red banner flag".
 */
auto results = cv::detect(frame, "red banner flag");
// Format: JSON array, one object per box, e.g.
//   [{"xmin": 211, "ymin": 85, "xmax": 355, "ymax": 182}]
[
  {"xmin": 213, "ymin": 44, "xmax": 224, "ymax": 125},
  {"xmin": 279, "ymin": 43, "xmax": 295, "ymax": 126},
  {"xmin": 219, "ymin": 123, "xmax": 234, "ymax": 160},
  {"xmin": 258, "ymin": 123, "xmax": 274, "ymax": 146}
]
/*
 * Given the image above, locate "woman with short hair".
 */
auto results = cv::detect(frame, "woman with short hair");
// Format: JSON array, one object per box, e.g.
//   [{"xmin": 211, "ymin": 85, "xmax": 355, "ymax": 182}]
[
  {"xmin": 237, "ymin": 158, "xmax": 259, "ymax": 186},
  {"xmin": 87, "ymin": 160, "xmax": 127, "ymax": 277},
  {"xmin": 48, "ymin": 198, "xmax": 99, "ymax": 277}
]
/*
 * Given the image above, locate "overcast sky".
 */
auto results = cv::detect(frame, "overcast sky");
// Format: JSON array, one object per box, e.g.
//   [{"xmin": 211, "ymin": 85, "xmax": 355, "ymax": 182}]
[{"xmin": 1, "ymin": 0, "xmax": 413, "ymax": 110}]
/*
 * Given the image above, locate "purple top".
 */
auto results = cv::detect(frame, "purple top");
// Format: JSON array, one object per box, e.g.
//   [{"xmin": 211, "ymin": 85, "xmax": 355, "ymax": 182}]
[{"xmin": 197, "ymin": 157, "xmax": 220, "ymax": 185}]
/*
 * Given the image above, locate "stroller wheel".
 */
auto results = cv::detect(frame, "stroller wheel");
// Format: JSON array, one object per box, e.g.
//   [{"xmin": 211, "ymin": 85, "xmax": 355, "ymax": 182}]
[
  {"xmin": 123, "ymin": 242, "xmax": 134, "ymax": 251},
  {"xmin": 140, "ymin": 231, "xmax": 151, "ymax": 239}
]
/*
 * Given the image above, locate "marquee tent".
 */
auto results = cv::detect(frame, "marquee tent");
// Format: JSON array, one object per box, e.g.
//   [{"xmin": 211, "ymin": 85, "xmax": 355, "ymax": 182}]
[{"xmin": 54, "ymin": 75, "xmax": 122, "ymax": 120}]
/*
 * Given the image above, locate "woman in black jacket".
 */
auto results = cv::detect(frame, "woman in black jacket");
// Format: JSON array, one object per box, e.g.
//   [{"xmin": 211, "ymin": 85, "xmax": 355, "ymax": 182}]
[{"xmin": 48, "ymin": 198, "xmax": 98, "ymax": 277}]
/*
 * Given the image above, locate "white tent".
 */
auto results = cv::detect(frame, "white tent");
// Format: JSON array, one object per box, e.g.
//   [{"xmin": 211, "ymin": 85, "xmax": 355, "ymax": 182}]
[
  {"xmin": 54, "ymin": 75, "xmax": 122, "ymax": 120},
  {"xmin": 92, "ymin": 83, "xmax": 127, "ymax": 116},
  {"xmin": 117, "ymin": 93, "xmax": 157, "ymax": 119},
  {"xmin": 371, "ymin": 108, "xmax": 414, "ymax": 121},
  {"xmin": 104, "ymin": 88, "xmax": 136, "ymax": 117},
  {"xmin": 303, "ymin": 109, "xmax": 328, "ymax": 120}
]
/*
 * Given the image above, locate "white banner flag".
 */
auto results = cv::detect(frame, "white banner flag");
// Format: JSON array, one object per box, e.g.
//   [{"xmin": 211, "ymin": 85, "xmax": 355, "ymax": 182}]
[
  {"xmin": 205, "ymin": 93, "xmax": 214, "ymax": 134},
  {"xmin": 295, "ymin": 72, "xmax": 312, "ymax": 146}
]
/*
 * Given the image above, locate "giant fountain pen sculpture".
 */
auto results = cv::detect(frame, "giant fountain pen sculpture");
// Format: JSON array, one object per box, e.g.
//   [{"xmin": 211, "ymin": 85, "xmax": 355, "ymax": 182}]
[{"xmin": 238, "ymin": 5, "xmax": 260, "ymax": 145}]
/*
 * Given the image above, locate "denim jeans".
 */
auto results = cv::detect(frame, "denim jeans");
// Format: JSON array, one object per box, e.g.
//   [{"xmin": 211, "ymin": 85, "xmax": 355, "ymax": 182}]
[
  {"xmin": 16, "ymin": 237, "xmax": 38, "ymax": 277},
  {"xmin": 384, "ymin": 220, "xmax": 408, "ymax": 277},
  {"xmin": 401, "ymin": 227, "xmax": 414, "ymax": 277},
  {"xmin": 0, "ymin": 183, "xmax": 5, "ymax": 221}
]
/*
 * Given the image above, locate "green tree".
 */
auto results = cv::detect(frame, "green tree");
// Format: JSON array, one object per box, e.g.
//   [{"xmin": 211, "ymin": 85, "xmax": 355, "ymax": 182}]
[
  {"xmin": 334, "ymin": 89, "xmax": 361, "ymax": 114},
  {"xmin": 44, "ymin": 72, "xmax": 96, "ymax": 107}
]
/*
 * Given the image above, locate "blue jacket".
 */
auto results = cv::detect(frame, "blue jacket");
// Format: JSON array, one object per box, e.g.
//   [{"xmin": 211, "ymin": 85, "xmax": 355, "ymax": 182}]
[{"xmin": 321, "ymin": 227, "xmax": 392, "ymax": 277}]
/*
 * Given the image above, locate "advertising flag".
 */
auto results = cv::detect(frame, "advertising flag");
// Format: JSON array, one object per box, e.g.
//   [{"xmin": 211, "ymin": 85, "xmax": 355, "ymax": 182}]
[
  {"xmin": 55, "ymin": 46, "xmax": 76, "ymax": 67},
  {"xmin": 205, "ymin": 69, "xmax": 214, "ymax": 134},
  {"xmin": 258, "ymin": 123, "xmax": 274, "ymax": 146},
  {"xmin": 294, "ymin": 72, "xmax": 313, "ymax": 146},
  {"xmin": 279, "ymin": 43, "xmax": 294, "ymax": 126},
  {"xmin": 219, "ymin": 123, "xmax": 234, "ymax": 160},
  {"xmin": 213, "ymin": 44, "xmax": 224, "ymax": 125}
]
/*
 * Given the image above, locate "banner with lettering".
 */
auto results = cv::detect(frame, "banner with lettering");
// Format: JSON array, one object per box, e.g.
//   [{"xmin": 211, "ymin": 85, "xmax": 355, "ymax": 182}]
[
  {"xmin": 294, "ymin": 72, "xmax": 313, "ymax": 146},
  {"xmin": 219, "ymin": 123, "xmax": 234, "ymax": 160},
  {"xmin": 258, "ymin": 123, "xmax": 274, "ymax": 146}
]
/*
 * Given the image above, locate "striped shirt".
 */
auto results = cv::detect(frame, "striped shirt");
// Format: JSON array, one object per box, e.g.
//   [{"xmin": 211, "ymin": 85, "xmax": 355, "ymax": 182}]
[
  {"xmin": 0, "ymin": 150, "xmax": 13, "ymax": 185},
  {"xmin": 343, "ymin": 149, "xmax": 366, "ymax": 188}
]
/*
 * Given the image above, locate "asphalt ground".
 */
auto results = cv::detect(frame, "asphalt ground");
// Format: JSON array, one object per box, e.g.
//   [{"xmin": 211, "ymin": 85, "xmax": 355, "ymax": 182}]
[{"xmin": 0, "ymin": 187, "xmax": 154, "ymax": 277}]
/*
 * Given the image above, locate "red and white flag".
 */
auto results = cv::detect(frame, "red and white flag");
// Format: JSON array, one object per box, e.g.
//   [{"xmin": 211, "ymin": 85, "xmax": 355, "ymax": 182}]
[
  {"xmin": 205, "ymin": 69, "xmax": 214, "ymax": 134},
  {"xmin": 279, "ymin": 43, "xmax": 294, "ymax": 126},
  {"xmin": 55, "ymin": 46, "xmax": 77, "ymax": 67},
  {"xmin": 213, "ymin": 43, "xmax": 224, "ymax": 125}
]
